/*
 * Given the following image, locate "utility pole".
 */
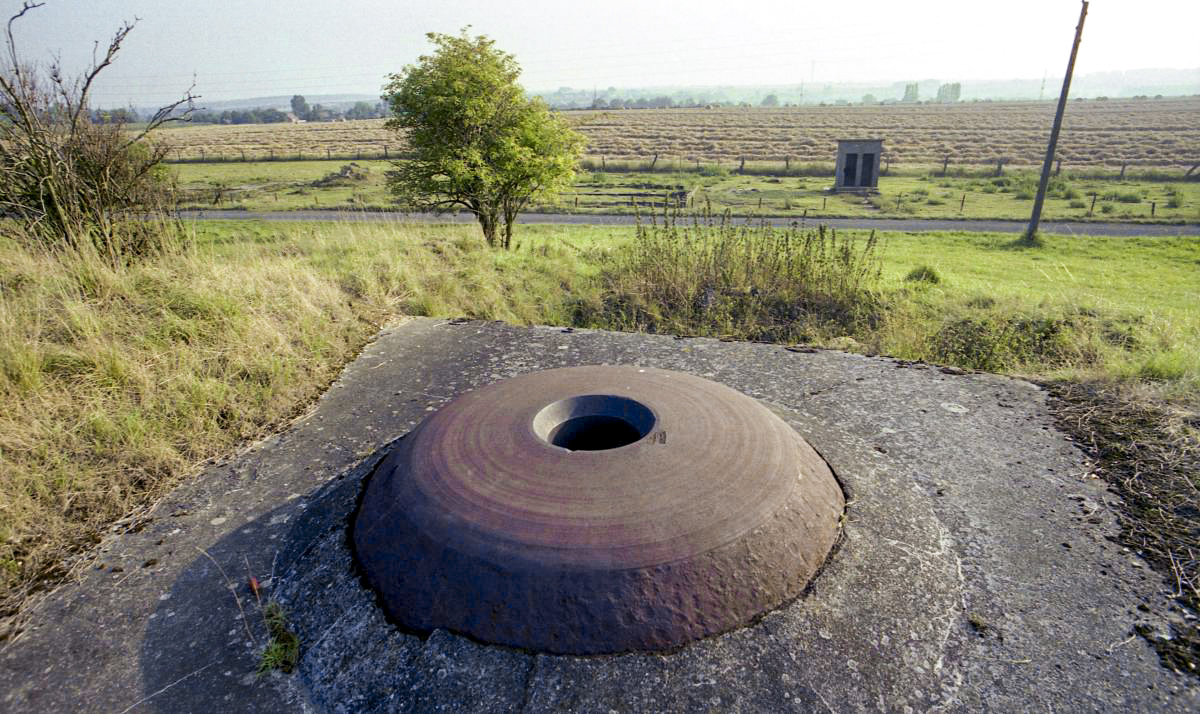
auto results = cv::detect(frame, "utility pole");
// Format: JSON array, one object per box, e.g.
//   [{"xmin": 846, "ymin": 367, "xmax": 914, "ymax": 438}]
[{"xmin": 1025, "ymin": 1, "xmax": 1088, "ymax": 244}]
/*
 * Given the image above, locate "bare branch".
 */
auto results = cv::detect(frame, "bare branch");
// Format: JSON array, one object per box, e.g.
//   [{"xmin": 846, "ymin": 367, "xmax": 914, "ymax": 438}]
[{"xmin": 71, "ymin": 20, "xmax": 134, "ymax": 131}]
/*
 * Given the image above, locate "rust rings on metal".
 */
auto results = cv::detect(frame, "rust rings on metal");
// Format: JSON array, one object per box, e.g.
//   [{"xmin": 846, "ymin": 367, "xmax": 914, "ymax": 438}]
[{"xmin": 353, "ymin": 366, "xmax": 844, "ymax": 654}]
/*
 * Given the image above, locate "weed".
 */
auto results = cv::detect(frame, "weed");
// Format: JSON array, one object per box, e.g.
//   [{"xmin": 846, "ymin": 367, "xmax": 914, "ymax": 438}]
[
  {"xmin": 258, "ymin": 602, "xmax": 300, "ymax": 675},
  {"xmin": 585, "ymin": 208, "xmax": 882, "ymax": 342}
]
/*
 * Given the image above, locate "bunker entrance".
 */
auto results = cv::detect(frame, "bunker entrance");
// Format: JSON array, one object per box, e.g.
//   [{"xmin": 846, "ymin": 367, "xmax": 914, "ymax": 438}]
[
  {"xmin": 353, "ymin": 366, "xmax": 845, "ymax": 654},
  {"xmin": 861, "ymin": 153, "xmax": 875, "ymax": 186},
  {"xmin": 843, "ymin": 152, "xmax": 858, "ymax": 186}
]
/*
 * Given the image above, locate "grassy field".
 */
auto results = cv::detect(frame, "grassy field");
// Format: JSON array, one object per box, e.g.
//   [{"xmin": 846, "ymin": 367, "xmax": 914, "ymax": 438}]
[
  {"xmin": 2, "ymin": 218, "xmax": 1197, "ymax": 652},
  {"xmin": 156, "ymin": 98, "xmax": 1200, "ymax": 171},
  {"xmin": 171, "ymin": 160, "xmax": 1200, "ymax": 222},
  {"xmin": 0, "ymin": 220, "xmax": 614, "ymax": 632}
]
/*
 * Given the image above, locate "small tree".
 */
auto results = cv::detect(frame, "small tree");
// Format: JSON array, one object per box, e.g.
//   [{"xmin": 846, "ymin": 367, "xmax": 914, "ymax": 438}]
[
  {"xmin": 0, "ymin": 2, "xmax": 194, "ymax": 258},
  {"xmin": 290, "ymin": 94, "xmax": 309, "ymax": 120},
  {"xmin": 760, "ymin": 93, "xmax": 779, "ymax": 107},
  {"xmin": 383, "ymin": 30, "xmax": 584, "ymax": 248}
]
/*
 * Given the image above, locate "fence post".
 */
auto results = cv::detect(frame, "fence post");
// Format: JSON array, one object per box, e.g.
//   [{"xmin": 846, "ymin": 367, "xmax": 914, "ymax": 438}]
[{"xmin": 960, "ymin": 194, "xmax": 966, "ymax": 212}]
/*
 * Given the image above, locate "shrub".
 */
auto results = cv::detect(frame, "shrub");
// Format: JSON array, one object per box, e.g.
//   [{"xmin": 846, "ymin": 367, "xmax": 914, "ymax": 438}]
[
  {"xmin": 1069, "ymin": 200, "xmax": 1087, "ymax": 209},
  {"xmin": 905, "ymin": 264, "xmax": 941, "ymax": 284},
  {"xmin": 0, "ymin": 6, "xmax": 194, "ymax": 261},
  {"xmin": 931, "ymin": 313, "xmax": 1089, "ymax": 372}
]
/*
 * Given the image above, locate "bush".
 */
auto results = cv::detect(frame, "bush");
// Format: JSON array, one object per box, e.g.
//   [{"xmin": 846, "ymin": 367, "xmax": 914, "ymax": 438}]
[
  {"xmin": 905, "ymin": 264, "xmax": 941, "ymax": 284},
  {"xmin": 0, "ymin": 6, "xmax": 193, "ymax": 261},
  {"xmin": 931, "ymin": 313, "xmax": 1087, "ymax": 372},
  {"xmin": 1069, "ymin": 200, "xmax": 1088, "ymax": 209}
]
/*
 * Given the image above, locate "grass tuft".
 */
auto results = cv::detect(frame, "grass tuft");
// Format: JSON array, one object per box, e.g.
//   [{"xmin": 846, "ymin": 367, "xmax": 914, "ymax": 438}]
[{"xmin": 904, "ymin": 264, "xmax": 941, "ymax": 284}]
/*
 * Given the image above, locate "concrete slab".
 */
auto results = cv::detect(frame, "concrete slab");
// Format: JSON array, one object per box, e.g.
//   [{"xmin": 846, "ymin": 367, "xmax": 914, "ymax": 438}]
[{"xmin": 1, "ymin": 318, "xmax": 1196, "ymax": 712}]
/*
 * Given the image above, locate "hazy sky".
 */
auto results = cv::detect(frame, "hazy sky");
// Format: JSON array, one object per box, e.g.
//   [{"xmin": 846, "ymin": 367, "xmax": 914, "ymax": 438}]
[{"xmin": 9, "ymin": 0, "xmax": 1199, "ymax": 106}]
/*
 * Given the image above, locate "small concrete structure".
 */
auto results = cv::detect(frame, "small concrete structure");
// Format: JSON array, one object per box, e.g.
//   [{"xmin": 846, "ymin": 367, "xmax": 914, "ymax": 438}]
[{"xmin": 834, "ymin": 138, "xmax": 883, "ymax": 191}]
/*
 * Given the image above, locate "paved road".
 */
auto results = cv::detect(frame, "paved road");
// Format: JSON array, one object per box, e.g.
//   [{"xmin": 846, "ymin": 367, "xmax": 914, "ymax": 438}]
[{"xmin": 178, "ymin": 209, "xmax": 1200, "ymax": 237}]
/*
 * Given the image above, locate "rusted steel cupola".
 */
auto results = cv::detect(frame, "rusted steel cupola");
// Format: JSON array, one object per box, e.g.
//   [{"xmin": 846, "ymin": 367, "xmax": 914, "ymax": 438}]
[{"xmin": 353, "ymin": 366, "xmax": 845, "ymax": 654}]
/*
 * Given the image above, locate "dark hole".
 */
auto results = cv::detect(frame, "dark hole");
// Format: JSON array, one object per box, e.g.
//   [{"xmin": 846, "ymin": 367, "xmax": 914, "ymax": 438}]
[
  {"xmin": 843, "ymin": 152, "xmax": 858, "ymax": 186},
  {"xmin": 860, "ymin": 153, "xmax": 875, "ymax": 186},
  {"xmin": 547, "ymin": 415, "xmax": 643, "ymax": 451}
]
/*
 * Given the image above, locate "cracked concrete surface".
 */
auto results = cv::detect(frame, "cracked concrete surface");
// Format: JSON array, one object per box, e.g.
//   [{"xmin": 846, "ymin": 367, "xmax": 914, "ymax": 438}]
[{"xmin": 1, "ymin": 319, "xmax": 1196, "ymax": 712}]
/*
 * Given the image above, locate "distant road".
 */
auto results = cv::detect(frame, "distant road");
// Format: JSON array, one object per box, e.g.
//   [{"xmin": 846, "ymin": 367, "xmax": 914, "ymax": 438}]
[{"xmin": 177, "ymin": 210, "xmax": 1200, "ymax": 237}]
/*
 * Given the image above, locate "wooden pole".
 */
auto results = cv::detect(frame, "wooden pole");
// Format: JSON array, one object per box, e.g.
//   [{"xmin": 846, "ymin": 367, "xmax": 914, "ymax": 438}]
[{"xmin": 1025, "ymin": 1, "xmax": 1088, "ymax": 243}]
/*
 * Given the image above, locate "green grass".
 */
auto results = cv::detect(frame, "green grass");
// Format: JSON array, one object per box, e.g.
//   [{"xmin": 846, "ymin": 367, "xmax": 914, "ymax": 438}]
[
  {"xmin": 583, "ymin": 222, "xmax": 1199, "ymax": 391},
  {"xmin": 171, "ymin": 161, "xmax": 1200, "ymax": 223}
]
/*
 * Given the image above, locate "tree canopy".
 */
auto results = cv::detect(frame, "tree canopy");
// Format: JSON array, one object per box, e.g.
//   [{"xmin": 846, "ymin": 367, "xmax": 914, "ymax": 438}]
[{"xmin": 383, "ymin": 30, "xmax": 584, "ymax": 248}]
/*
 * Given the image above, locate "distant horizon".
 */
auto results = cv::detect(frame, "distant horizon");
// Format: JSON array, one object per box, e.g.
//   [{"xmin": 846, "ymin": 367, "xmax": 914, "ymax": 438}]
[
  {"xmin": 13, "ymin": 1, "xmax": 1200, "ymax": 109},
  {"xmin": 133, "ymin": 66, "xmax": 1198, "ymax": 114}
]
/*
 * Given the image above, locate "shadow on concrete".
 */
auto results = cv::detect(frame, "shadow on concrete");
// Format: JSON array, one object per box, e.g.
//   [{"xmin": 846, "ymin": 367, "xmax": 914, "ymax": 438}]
[{"xmin": 137, "ymin": 445, "xmax": 392, "ymax": 713}]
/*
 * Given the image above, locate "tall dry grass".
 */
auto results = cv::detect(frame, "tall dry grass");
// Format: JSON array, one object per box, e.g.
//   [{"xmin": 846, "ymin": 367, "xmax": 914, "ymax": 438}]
[
  {"xmin": 582, "ymin": 208, "xmax": 882, "ymax": 342},
  {"xmin": 0, "ymin": 218, "xmax": 595, "ymax": 630}
]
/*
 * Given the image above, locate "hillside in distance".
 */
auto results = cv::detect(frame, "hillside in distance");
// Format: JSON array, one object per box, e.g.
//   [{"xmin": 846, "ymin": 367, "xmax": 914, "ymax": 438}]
[
  {"xmin": 128, "ymin": 68, "xmax": 1198, "ymax": 116},
  {"xmin": 535, "ymin": 68, "xmax": 1200, "ymax": 108}
]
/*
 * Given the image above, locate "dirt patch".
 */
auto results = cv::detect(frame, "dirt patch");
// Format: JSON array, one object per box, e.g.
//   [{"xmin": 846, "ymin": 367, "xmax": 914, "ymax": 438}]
[{"xmin": 1046, "ymin": 380, "xmax": 1200, "ymax": 676}]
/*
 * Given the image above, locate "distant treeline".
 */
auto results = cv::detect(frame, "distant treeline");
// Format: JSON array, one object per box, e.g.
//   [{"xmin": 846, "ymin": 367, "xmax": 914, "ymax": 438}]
[{"xmin": 186, "ymin": 97, "xmax": 390, "ymax": 125}]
